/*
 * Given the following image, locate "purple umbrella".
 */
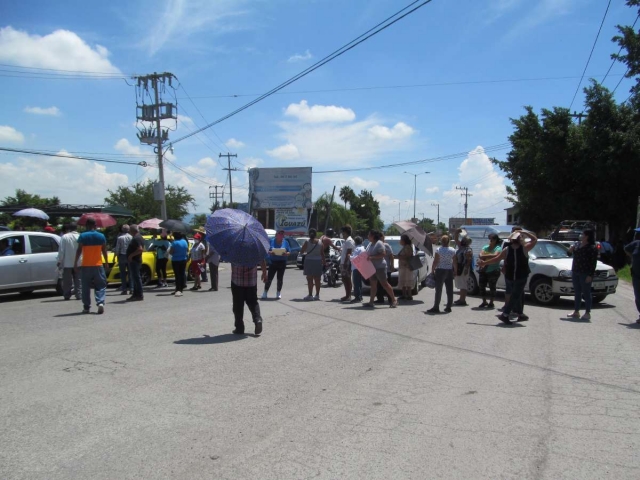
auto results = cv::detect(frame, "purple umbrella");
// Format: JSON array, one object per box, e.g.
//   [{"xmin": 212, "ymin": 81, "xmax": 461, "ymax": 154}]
[{"xmin": 205, "ymin": 209, "xmax": 270, "ymax": 267}]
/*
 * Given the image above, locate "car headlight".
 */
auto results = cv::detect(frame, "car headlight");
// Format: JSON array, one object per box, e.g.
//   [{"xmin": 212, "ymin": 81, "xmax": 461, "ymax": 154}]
[
  {"xmin": 558, "ymin": 270, "xmax": 572, "ymax": 278},
  {"xmin": 607, "ymin": 268, "xmax": 615, "ymax": 277}
]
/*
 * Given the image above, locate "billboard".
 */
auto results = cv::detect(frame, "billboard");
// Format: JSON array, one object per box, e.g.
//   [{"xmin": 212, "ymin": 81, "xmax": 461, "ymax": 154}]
[
  {"xmin": 274, "ymin": 208, "xmax": 309, "ymax": 236},
  {"xmin": 248, "ymin": 167, "xmax": 312, "ymax": 210}
]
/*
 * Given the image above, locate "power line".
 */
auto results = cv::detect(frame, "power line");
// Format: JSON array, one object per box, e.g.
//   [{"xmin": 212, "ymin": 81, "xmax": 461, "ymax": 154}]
[
  {"xmin": 179, "ymin": 74, "xmax": 626, "ymax": 100},
  {"xmin": 0, "ymin": 146, "xmax": 151, "ymax": 166},
  {"xmin": 569, "ymin": 0, "xmax": 612, "ymax": 110},
  {"xmin": 602, "ymin": 14, "xmax": 639, "ymax": 87},
  {"xmin": 0, "ymin": 63, "xmax": 130, "ymax": 76},
  {"xmin": 170, "ymin": 0, "xmax": 434, "ymax": 145},
  {"xmin": 164, "ymin": 157, "xmax": 214, "ymax": 185},
  {"xmin": 176, "ymin": 82, "xmax": 228, "ymax": 150},
  {"xmin": 313, "ymin": 143, "xmax": 511, "ymax": 174},
  {"xmin": 612, "ymin": 68, "xmax": 630, "ymax": 95}
]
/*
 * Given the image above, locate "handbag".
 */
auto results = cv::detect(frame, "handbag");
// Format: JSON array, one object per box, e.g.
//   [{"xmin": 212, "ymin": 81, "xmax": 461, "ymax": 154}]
[
  {"xmin": 302, "ymin": 242, "xmax": 318, "ymax": 266},
  {"xmin": 409, "ymin": 255, "xmax": 423, "ymax": 271},
  {"xmin": 425, "ymin": 272, "xmax": 436, "ymax": 289}
]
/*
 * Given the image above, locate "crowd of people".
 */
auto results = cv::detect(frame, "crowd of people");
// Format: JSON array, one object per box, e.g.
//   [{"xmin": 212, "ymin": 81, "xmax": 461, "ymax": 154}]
[{"xmin": 49, "ymin": 217, "xmax": 640, "ymax": 335}]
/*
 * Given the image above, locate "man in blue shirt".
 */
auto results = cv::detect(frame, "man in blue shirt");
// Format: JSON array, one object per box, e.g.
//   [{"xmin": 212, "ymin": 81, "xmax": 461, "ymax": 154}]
[
  {"xmin": 0, "ymin": 238, "xmax": 15, "ymax": 256},
  {"xmin": 625, "ymin": 227, "xmax": 640, "ymax": 324},
  {"xmin": 261, "ymin": 229, "xmax": 290, "ymax": 300}
]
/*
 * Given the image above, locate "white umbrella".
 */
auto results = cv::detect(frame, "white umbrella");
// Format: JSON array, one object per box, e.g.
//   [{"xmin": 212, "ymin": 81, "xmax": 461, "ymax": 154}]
[
  {"xmin": 138, "ymin": 218, "xmax": 163, "ymax": 229},
  {"xmin": 13, "ymin": 208, "xmax": 49, "ymax": 220}
]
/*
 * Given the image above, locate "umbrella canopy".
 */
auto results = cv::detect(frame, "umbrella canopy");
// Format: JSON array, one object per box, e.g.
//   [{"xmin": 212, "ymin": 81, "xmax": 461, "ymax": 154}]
[
  {"xmin": 159, "ymin": 219, "xmax": 192, "ymax": 234},
  {"xmin": 13, "ymin": 208, "xmax": 49, "ymax": 220},
  {"xmin": 205, "ymin": 209, "xmax": 269, "ymax": 267},
  {"xmin": 393, "ymin": 220, "xmax": 433, "ymax": 256},
  {"xmin": 77, "ymin": 213, "xmax": 117, "ymax": 228},
  {"xmin": 138, "ymin": 218, "xmax": 163, "ymax": 229}
]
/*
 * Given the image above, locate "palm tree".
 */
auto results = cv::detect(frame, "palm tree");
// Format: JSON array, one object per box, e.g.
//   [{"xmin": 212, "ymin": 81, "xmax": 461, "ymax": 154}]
[{"xmin": 339, "ymin": 186, "xmax": 356, "ymax": 209}]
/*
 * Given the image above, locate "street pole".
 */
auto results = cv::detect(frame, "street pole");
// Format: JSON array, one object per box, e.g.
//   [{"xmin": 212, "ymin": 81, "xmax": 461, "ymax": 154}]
[
  {"xmin": 220, "ymin": 153, "xmax": 238, "ymax": 206},
  {"xmin": 324, "ymin": 186, "xmax": 336, "ymax": 233},
  {"xmin": 404, "ymin": 171, "xmax": 429, "ymax": 220},
  {"xmin": 456, "ymin": 186, "xmax": 472, "ymax": 223},
  {"xmin": 431, "ymin": 203, "xmax": 440, "ymax": 227},
  {"xmin": 153, "ymin": 76, "xmax": 167, "ymax": 220}
]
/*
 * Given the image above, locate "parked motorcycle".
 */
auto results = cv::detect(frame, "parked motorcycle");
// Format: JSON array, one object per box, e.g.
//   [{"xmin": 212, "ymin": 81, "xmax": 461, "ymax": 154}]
[{"xmin": 323, "ymin": 249, "xmax": 341, "ymax": 287}]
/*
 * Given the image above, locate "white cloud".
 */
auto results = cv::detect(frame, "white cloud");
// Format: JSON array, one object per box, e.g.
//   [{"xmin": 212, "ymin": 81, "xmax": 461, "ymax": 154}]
[
  {"xmin": 0, "ymin": 27, "xmax": 120, "ymax": 74},
  {"xmin": 242, "ymin": 156, "xmax": 264, "ymax": 169},
  {"xmin": 266, "ymin": 143, "xmax": 300, "ymax": 160},
  {"xmin": 501, "ymin": 0, "xmax": 576, "ymax": 39},
  {"xmin": 225, "ymin": 138, "xmax": 245, "ymax": 149},
  {"xmin": 0, "ymin": 126, "xmax": 25, "ymax": 144},
  {"xmin": 198, "ymin": 157, "xmax": 217, "ymax": 168},
  {"xmin": 425, "ymin": 186, "xmax": 439, "ymax": 194},
  {"xmin": 285, "ymin": 100, "xmax": 356, "ymax": 124},
  {"xmin": 0, "ymin": 154, "xmax": 129, "ymax": 204},
  {"xmin": 114, "ymin": 138, "xmax": 144, "ymax": 156},
  {"xmin": 368, "ymin": 122, "xmax": 415, "ymax": 140},
  {"xmin": 351, "ymin": 177, "xmax": 380, "ymax": 189},
  {"xmin": 287, "ymin": 50, "xmax": 313, "ymax": 63},
  {"xmin": 24, "ymin": 106, "xmax": 61, "ymax": 117}
]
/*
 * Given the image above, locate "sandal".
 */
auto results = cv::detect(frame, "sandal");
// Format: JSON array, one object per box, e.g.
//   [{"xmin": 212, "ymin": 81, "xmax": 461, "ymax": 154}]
[{"xmin": 390, "ymin": 301, "xmax": 398, "ymax": 308}]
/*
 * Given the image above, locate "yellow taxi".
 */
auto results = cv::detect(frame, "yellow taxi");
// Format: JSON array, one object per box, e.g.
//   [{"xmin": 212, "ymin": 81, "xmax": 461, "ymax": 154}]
[{"xmin": 106, "ymin": 235, "xmax": 193, "ymax": 286}]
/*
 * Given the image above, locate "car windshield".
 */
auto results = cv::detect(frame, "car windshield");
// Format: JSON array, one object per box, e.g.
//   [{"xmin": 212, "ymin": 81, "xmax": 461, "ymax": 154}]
[
  {"xmin": 529, "ymin": 241, "xmax": 570, "ymax": 259},
  {"xmin": 386, "ymin": 239, "xmax": 404, "ymax": 255}
]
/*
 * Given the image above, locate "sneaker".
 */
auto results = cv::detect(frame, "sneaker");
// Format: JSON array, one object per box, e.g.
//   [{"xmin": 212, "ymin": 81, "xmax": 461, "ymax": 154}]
[
  {"xmin": 120, "ymin": 291, "xmax": 128, "ymax": 295},
  {"xmin": 498, "ymin": 314, "xmax": 513, "ymax": 324},
  {"xmin": 363, "ymin": 302, "xmax": 375, "ymax": 308},
  {"xmin": 568, "ymin": 311, "xmax": 580, "ymax": 318},
  {"xmin": 517, "ymin": 314, "xmax": 529, "ymax": 322},
  {"xmin": 304, "ymin": 295, "xmax": 314, "ymax": 301},
  {"xmin": 276, "ymin": 291, "xmax": 282, "ymax": 300},
  {"xmin": 374, "ymin": 299, "xmax": 386, "ymax": 305},
  {"xmin": 97, "ymin": 304, "xmax": 104, "ymax": 315},
  {"xmin": 406, "ymin": 296, "xmax": 414, "ymax": 301},
  {"xmin": 453, "ymin": 299, "xmax": 468, "ymax": 306},
  {"xmin": 208, "ymin": 287, "xmax": 216, "ymax": 291},
  {"xmin": 444, "ymin": 306, "xmax": 452, "ymax": 313},
  {"xmin": 488, "ymin": 301, "xmax": 495, "ymax": 309},
  {"xmin": 313, "ymin": 295, "xmax": 320, "ymax": 301},
  {"xmin": 426, "ymin": 307, "xmax": 440, "ymax": 314},
  {"xmin": 175, "ymin": 291, "xmax": 183, "ymax": 297},
  {"xmin": 479, "ymin": 300, "xmax": 488, "ymax": 308},
  {"xmin": 232, "ymin": 329, "xmax": 245, "ymax": 335},
  {"xmin": 390, "ymin": 301, "xmax": 398, "ymax": 308},
  {"xmin": 262, "ymin": 291, "xmax": 268, "ymax": 299},
  {"xmin": 255, "ymin": 322, "xmax": 263, "ymax": 335},
  {"xmin": 581, "ymin": 312, "xmax": 591, "ymax": 321},
  {"xmin": 340, "ymin": 296, "xmax": 351, "ymax": 302},
  {"xmin": 82, "ymin": 308, "xmax": 90, "ymax": 314},
  {"xmin": 125, "ymin": 296, "xmax": 136, "ymax": 302},
  {"xmin": 350, "ymin": 297, "xmax": 361, "ymax": 304}
]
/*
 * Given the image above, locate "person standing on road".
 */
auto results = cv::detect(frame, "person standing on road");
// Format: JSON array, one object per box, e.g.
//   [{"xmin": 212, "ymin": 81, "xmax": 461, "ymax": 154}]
[
  {"xmin": 57, "ymin": 222, "xmax": 81, "ymax": 300},
  {"xmin": 453, "ymin": 229, "xmax": 473, "ymax": 306},
  {"xmin": 189, "ymin": 233, "xmax": 206, "ymax": 291},
  {"xmin": 150, "ymin": 232, "xmax": 171, "ymax": 287},
  {"xmin": 624, "ymin": 227, "xmax": 640, "ymax": 324},
  {"xmin": 350, "ymin": 236, "xmax": 365, "ymax": 303},
  {"xmin": 376, "ymin": 234, "xmax": 395, "ymax": 305},
  {"xmin": 126, "ymin": 224, "xmax": 145, "ymax": 302},
  {"xmin": 262, "ymin": 229, "xmax": 290, "ymax": 300},
  {"xmin": 339, "ymin": 225, "xmax": 355, "ymax": 302},
  {"xmin": 74, "ymin": 217, "xmax": 108, "ymax": 314},
  {"xmin": 231, "ymin": 259, "xmax": 267, "ymax": 335},
  {"xmin": 364, "ymin": 229, "xmax": 397, "ymax": 308},
  {"xmin": 478, "ymin": 233, "xmax": 502, "ymax": 309},
  {"xmin": 396, "ymin": 234, "xmax": 414, "ymax": 301},
  {"xmin": 206, "ymin": 240, "xmax": 220, "ymax": 292},
  {"xmin": 168, "ymin": 232, "xmax": 188, "ymax": 297},
  {"xmin": 479, "ymin": 230, "xmax": 537, "ymax": 324},
  {"xmin": 568, "ymin": 229, "xmax": 599, "ymax": 321},
  {"xmin": 114, "ymin": 224, "xmax": 132, "ymax": 295},
  {"xmin": 301, "ymin": 228, "xmax": 324, "ymax": 300},
  {"xmin": 427, "ymin": 235, "xmax": 457, "ymax": 314}
]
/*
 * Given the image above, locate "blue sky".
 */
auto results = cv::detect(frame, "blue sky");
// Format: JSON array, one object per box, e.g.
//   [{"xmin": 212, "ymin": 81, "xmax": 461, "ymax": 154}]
[{"xmin": 0, "ymin": 0, "xmax": 637, "ymax": 225}]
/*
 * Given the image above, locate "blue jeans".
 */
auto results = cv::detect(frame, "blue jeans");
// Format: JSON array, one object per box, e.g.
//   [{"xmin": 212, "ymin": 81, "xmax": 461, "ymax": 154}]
[
  {"xmin": 504, "ymin": 278, "xmax": 526, "ymax": 315},
  {"xmin": 81, "ymin": 266, "xmax": 106, "ymax": 309},
  {"xmin": 572, "ymin": 272, "xmax": 592, "ymax": 312},
  {"xmin": 129, "ymin": 261, "xmax": 144, "ymax": 298},
  {"xmin": 633, "ymin": 275, "xmax": 640, "ymax": 316},
  {"xmin": 118, "ymin": 254, "xmax": 132, "ymax": 292},
  {"xmin": 353, "ymin": 269, "xmax": 363, "ymax": 299}
]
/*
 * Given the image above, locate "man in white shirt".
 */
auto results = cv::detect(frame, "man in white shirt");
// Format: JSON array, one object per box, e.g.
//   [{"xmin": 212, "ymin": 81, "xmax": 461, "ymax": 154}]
[
  {"xmin": 114, "ymin": 224, "xmax": 133, "ymax": 295},
  {"xmin": 57, "ymin": 222, "xmax": 81, "ymax": 300},
  {"xmin": 339, "ymin": 224, "xmax": 355, "ymax": 302}
]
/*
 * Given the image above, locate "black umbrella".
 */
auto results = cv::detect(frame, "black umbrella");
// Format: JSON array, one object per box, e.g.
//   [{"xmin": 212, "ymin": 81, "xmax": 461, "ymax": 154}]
[{"xmin": 159, "ymin": 219, "xmax": 192, "ymax": 234}]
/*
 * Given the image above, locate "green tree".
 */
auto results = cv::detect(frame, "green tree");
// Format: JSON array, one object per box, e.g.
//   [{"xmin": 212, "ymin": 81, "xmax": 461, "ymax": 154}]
[
  {"xmin": 612, "ymin": 0, "xmax": 640, "ymax": 98},
  {"xmin": 351, "ymin": 189, "xmax": 384, "ymax": 232},
  {"xmin": 417, "ymin": 217, "xmax": 436, "ymax": 232},
  {"xmin": 0, "ymin": 189, "xmax": 61, "ymax": 228},
  {"xmin": 385, "ymin": 225, "xmax": 400, "ymax": 236},
  {"xmin": 104, "ymin": 180, "xmax": 196, "ymax": 222},
  {"xmin": 314, "ymin": 193, "xmax": 359, "ymax": 233},
  {"xmin": 191, "ymin": 213, "xmax": 207, "ymax": 228},
  {"xmin": 339, "ymin": 185, "xmax": 356, "ymax": 209}
]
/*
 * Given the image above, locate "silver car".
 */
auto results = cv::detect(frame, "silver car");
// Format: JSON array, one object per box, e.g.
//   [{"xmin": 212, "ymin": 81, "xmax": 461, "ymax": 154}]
[{"xmin": 0, "ymin": 231, "xmax": 62, "ymax": 295}]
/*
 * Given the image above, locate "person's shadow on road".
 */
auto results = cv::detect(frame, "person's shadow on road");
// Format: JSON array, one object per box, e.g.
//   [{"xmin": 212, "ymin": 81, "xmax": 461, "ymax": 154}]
[
  {"xmin": 174, "ymin": 334, "xmax": 250, "ymax": 345},
  {"xmin": 618, "ymin": 322, "xmax": 640, "ymax": 329}
]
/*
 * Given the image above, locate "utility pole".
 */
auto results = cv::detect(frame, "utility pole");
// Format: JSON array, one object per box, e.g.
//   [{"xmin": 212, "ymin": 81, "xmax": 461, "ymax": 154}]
[
  {"xmin": 431, "ymin": 203, "xmax": 440, "ymax": 227},
  {"xmin": 456, "ymin": 186, "xmax": 472, "ymax": 223},
  {"xmin": 570, "ymin": 111, "xmax": 586, "ymax": 125},
  {"xmin": 134, "ymin": 72, "xmax": 176, "ymax": 220},
  {"xmin": 324, "ymin": 186, "xmax": 336, "ymax": 233},
  {"xmin": 404, "ymin": 171, "xmax": 430, "ymax": 220},
  {"xmin": 394, "ymin": 200, "xmax": 401, "ymax": 222},
  {"xmin": 209, "ymin": 184, "xmax": 225, "ymax": 211},
  {"xmin": 220, "ymin": 153, "xmax": 238, "ymax": 206}
]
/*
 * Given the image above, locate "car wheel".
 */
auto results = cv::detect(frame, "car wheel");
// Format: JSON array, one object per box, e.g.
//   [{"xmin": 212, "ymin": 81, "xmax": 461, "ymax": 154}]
[
  {"xmin": 411, "ymin": 275, "xmax": 419, "ymax": 296},
  {"xmin": 531, "ymin": 278, "xmax": 558, "ymax": 305},
  {"xmin": 466, "ymin": 273, "xmax": 479, "ymax": 295},
  {"xmin": 140, "ymin": 266, "xmax": 152, "ymax": 286},
  {"xmin": 592, "ymin": 294, "xmax": 608, "ymax": 304}
]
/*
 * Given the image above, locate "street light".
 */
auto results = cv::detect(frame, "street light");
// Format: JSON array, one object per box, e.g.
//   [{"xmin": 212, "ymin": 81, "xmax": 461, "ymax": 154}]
[
  {"xmin": 404, "ymin": 171, "xmax": 430, "ymax": 221},
  {"xmin": 394, "ymin": 200, "xmax": 401, "ymax": 221}
]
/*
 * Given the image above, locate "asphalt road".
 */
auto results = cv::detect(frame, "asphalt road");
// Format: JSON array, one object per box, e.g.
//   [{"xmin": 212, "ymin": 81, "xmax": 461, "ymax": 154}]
[{"xmin": 1, "ymin": 266, "xmax": 639, "ymax": 480}]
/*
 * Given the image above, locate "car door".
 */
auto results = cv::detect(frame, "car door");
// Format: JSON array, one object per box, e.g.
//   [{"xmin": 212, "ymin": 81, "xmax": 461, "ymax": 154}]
[
  {"xmin": 285, "ymin": 238, "xmax": 299, "ymax": 265},
  {"xmin": 27, "ymin": 234, "xmax": 60, "ymax": 287},
  {"xmin": 0, "ymin": 234, "xmax": 30, "ymax": 289}
]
